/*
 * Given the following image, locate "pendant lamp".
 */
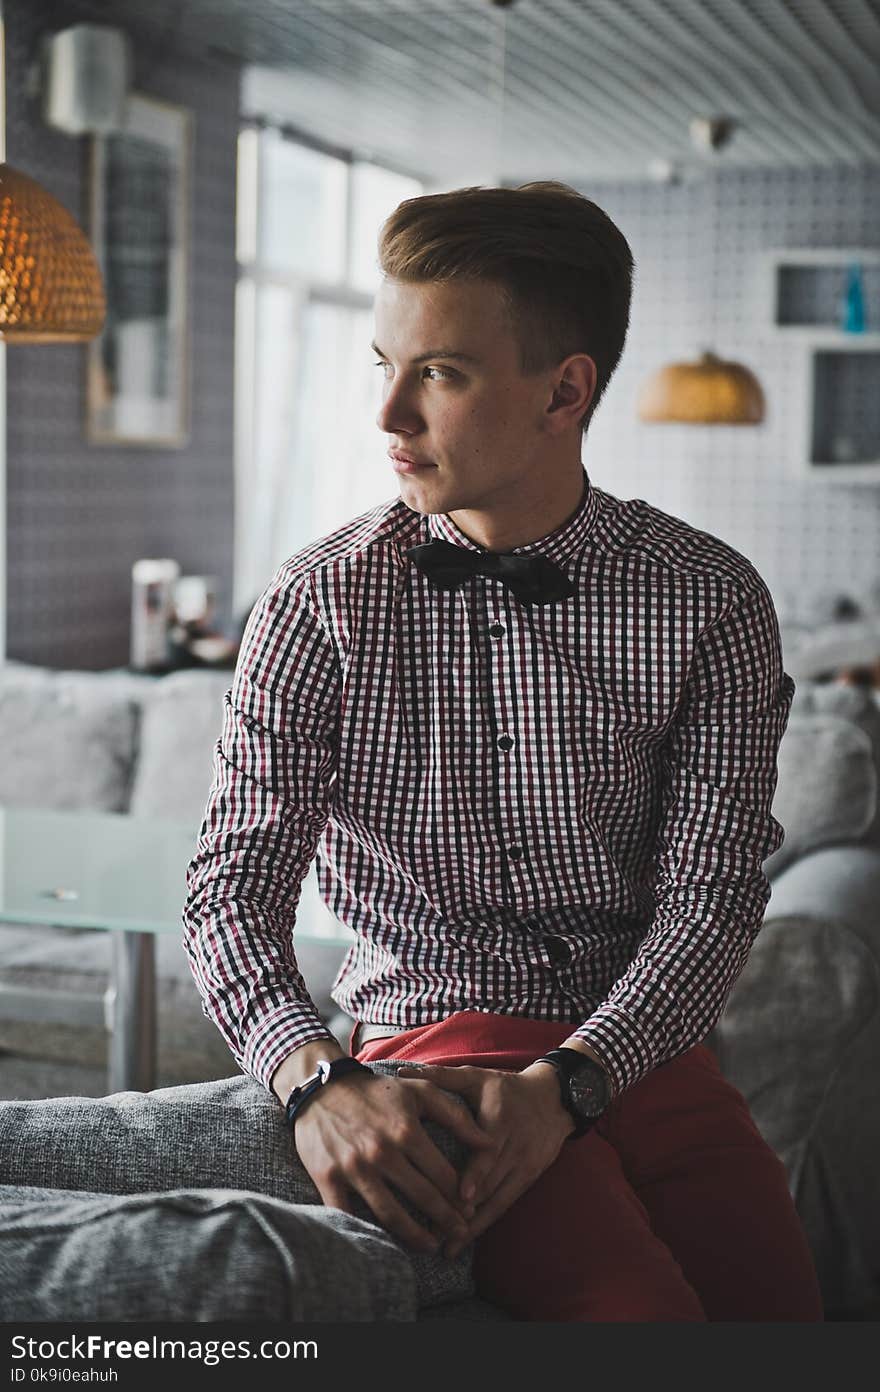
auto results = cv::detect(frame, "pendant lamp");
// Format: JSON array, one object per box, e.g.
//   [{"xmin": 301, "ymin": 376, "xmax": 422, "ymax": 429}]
[
  {"xmin": 0, "ymin": 162, "xmax": 105, "ymax": 342},
  {"xmin": 638, "ymin": 349, "xmax": 765, "ymax": 424},
  {"xmin": 637, "ymin": 120, "xmax": 765, "ymax": 426}
]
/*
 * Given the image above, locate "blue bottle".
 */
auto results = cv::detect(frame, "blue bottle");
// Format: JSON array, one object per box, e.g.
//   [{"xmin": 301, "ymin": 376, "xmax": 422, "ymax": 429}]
[{"xmin": 842, "ymin": 263, "xmax": 866, "ymax": 333}]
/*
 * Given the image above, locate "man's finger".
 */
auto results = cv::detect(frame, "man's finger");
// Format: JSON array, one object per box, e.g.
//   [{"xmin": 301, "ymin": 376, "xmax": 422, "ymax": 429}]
[
  {"xmin": 445, "ymin": 1170, "xmax": 525, "ymax": 1258},
  {"xmin": 353, "ymin": 1172, "xmax": 442, "ymax": 1254},
  {"xmin": 401, "ymin": 1130, "xmax": 476, "ymax": 1217},
  {"xmin": 382, "ymin": 1152, "xmax": 473, "ymax": 1243},
  {"xmin": 397, "ymin": 1064, "xmax": 481, "ymax": 1098},
  {"xmin": 409, "ymin": 1078, "xmax": 495, "ymax": 1147},
  {"xmin": 459, "ymin": 1148, "xmax": 508, "ymax": 1205},
  {"xmin": 467, "ymin": 1171, "xmax": 528, "ymax": 1239},
  {"xmin": 315, "ymin": 1177, "xmax": 358, "ymax": 1217}
]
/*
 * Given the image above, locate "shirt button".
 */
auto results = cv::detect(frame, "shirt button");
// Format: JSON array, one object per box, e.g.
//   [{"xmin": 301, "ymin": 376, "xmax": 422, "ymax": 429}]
[
  {"xmin": 545, "ymin": 936, "xmax": 569, "ymax": 964},
  {"xmin": 497, "ymin": 734, "xmax": 514, "ymax": 751},
  {"xmin": 508, "ymin": 844, "xmax": 523, "ymax": 860},
  {"xmin": 489, "ymin": 623, "xmax": 505, "ymax": 638}
]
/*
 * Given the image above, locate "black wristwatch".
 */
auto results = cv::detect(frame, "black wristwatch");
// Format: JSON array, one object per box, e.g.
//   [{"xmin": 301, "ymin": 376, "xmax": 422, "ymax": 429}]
[
  {"xmin": 533, "ymin": 1047, "xmax": 611, "ymax": 1139},
  {"xmin": 284, "ymin": 1056, "xmax": 373, "ymax": 1128}
]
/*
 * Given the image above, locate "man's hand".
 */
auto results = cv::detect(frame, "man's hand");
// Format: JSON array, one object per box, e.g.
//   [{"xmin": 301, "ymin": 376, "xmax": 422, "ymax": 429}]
[
  {"xmin": 395, "ymin": 1060, "xmax": 577, "ymax": 1258},
  {"xmin": 289, "ymin": 1068, "xmax": 495, "ymax": 1255}
]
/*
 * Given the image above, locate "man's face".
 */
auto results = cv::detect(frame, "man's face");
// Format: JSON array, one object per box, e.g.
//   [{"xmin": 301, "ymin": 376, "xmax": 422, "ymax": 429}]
[{"xmin": 373, "ymin": 277, "xmax": 555, "ymax": 520}]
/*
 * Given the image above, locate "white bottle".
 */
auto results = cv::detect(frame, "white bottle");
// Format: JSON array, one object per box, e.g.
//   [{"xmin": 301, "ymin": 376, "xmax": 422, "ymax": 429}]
[{"xmin": 130, "ymin": 559, "xmax": 181, "ymax": 671}]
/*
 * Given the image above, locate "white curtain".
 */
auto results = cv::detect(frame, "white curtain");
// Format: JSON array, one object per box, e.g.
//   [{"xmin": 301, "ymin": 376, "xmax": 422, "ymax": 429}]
[
  {"xmin": 235, "ymin": 288, "xmax": 392, "ymax": 613},
  {"xmin": 234, "ymin": 137, "xmax": 421, "ymax": 615},
  {"xmin": 277, "ymin": 299, "xmax": 393, "ymax": 564}
]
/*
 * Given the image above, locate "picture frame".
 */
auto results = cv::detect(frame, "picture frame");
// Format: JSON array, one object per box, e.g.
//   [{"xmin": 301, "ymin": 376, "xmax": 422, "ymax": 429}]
[{"xmin": 87, "ymin": 93, "xmax": 192, "ymax": 448}]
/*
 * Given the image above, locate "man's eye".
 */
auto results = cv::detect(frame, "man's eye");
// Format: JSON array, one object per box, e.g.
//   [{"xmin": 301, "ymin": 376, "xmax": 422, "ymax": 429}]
[{"xmin": 372, "ymin": 361, "xmax": 453, "ymax": 382}]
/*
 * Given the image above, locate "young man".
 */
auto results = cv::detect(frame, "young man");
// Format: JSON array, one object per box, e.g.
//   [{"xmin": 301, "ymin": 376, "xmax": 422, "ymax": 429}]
[{"xmin": 184, "ymin": 183, "xmax": 823, "ymax": 1321}]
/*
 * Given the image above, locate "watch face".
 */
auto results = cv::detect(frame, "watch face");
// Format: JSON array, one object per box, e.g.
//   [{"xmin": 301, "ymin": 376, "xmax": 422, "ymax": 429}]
[
  {"xmin": 316, "ymin": 1059, "xmax": 333, "ymax": 1084},
  {"xmin": 569, "ymin": 1062, "xmax": 610, "ymax": 1118}
]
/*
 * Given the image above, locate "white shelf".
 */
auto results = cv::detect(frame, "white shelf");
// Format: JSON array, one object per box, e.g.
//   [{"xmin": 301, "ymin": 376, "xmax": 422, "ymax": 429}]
[
  {"xmin": 763, "ymin": 247, "xmax": 879, "ymax": 335},
  {"xmin": 763, "ymin": 250, "xmax": 880, "ymax": 484},
  {"xmin": 801, "ymin": 335, "xmax": 880, "ymax": 482},
  {"xmin": 796, "ymin": 330, "xmax": 880, "ymax": 349}
]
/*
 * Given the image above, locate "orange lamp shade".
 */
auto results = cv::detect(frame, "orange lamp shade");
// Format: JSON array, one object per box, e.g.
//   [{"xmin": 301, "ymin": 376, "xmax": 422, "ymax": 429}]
[
  {"xmin": 0, "ymin": 163, "xmax": 105, "ymax": 343},
  {"xmin": 638, "ymin": 350, "xmax": 765, "ymax": 425}
]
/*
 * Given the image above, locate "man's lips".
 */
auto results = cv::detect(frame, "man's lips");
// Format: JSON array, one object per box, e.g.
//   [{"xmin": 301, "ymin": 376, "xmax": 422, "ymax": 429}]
[{"xmin": 389, "ymin": 451, "xmax": 436, "ymax": 473}]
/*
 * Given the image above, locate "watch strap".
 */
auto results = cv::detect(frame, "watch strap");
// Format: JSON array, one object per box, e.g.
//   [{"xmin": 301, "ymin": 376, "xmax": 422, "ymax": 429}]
[{"xmin": 284, "ymin": 1056, "xmax": 372, "ymax": 1128}]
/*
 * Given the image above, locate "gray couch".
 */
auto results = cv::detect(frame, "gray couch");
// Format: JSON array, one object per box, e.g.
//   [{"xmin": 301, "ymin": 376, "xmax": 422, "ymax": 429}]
[
  {"xmin": 0, "ymin": 1068, "xmax": 502, "ymax": 1322},
  {"xmin": 1, "ymin": 659, "xmax": 879, "ymax": 1320}
]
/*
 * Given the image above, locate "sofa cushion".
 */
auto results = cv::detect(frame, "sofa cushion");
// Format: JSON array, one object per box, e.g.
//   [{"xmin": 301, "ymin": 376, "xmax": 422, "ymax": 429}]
[
  {"xmin": 784, "ymin": 617, "xmax": 880, "ymax": 684},
  {"xmin": 765, "ymin": 710, "xmax": 876, "ymax": 879},
  {"xmin": 0, "ymin": 1068, "xmax": 478, "ymax": 1313},
  {"xmin": 128, "ymin": 669, "xmax": 232, "ymax": 822},
  {"xmin": 0, "ymin": 670, "xmax": 139, "ymax": 813},
  {"xmin": 790, "ymin": 682, "xmax": 880, "ymax": 852},
  {"xmin": 0, "ymin": 1184, "xmax": 417, "ymax": 1321}
]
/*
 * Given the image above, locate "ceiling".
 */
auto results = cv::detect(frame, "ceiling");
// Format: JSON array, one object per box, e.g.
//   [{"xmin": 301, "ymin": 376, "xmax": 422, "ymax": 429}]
[{"xmin": 89, "ymin": 0, "xmax": 880, "ymax": 182}]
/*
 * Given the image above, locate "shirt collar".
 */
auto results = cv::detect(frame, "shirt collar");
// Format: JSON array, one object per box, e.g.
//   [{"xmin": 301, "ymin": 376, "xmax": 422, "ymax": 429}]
[{"xmin": 427, "ymin": 467, "xmax": 598, "ymax": 566}]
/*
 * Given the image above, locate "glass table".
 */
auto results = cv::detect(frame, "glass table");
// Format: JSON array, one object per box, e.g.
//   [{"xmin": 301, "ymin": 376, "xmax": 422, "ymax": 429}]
[{"xmin": 0, "ymin": 806, "xmax": 352, "ymax": 1094}]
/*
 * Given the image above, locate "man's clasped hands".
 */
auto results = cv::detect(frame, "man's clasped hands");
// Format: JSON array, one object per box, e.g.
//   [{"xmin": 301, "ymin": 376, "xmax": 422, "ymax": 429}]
[{"xmin": 292, "ymin": 1061, "xmax": 577, "ymax": 1261}]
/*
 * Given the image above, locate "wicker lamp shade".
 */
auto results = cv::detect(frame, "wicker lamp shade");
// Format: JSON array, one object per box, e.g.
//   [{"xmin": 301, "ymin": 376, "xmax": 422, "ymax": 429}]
[
  {"xmin": 0, "ymin": 163, "xmax": 105, "ymax": 342},
  {"xmin": 638, "ymin": 350, "xmax": 765, "ymax": 425}
]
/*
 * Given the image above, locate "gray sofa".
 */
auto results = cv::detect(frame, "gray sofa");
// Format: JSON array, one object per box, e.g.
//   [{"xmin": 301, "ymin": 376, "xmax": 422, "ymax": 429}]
[
  {"xmin": 1, "ymin": 658, "xmax": 879, "ymax": 1320},
  {"xmin": 0, "ymin": 1068, "xmax": 502, "ymax": 1322}
]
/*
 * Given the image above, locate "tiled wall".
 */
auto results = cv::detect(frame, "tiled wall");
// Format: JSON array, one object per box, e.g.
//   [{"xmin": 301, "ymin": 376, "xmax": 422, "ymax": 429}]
[
  {"xmin": 581, "ymin": 164, "xmax": 880, "ymax": 632},
  {"xmin": 4, "ymin": 0, "xmax": 239, "ymax": 669}
]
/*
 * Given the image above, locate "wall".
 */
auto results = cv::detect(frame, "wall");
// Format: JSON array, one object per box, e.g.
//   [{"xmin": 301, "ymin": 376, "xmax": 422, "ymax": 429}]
[
  {"xmin": 581, "ymin": 164, "xmax": 880, "ymax": 632},
  {"xmin": 4, "ymin": 0, "xmax": 238, "ymax": 669},
  {"xmin": 4, "ymin": 1, "xmax": 879, "ymax": 660}
]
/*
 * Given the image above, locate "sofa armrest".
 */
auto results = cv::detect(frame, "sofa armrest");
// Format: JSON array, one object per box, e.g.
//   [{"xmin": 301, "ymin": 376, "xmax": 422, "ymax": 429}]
[
  {"xmin": 715, "ymin": 842, "xmax": 880, "ymax": 1148},
  {"xmin": 0, "ymin": 1065, "xmax": 478, "ymax": 1314},
  {"xmin": 759, "ymin": 842, "xmax": 880, "ymax": 947},
  {"xmin": 715, "ymin": 842, "xmax": 880, "ymax": 1316}
]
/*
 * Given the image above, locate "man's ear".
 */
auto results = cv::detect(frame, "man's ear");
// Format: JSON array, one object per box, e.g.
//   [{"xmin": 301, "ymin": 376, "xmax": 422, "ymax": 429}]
[{"xmin": 546, "ymin": 354, "xmax": 597, "ymax": 429}]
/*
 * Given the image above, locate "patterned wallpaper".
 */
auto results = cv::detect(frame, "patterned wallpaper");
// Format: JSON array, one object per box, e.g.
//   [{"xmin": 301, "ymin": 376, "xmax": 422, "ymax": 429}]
[
  {"xmin": 4, "ymin": 0, "xmax": 239, "ymax": 669},
  {"xmin": 580, "ymin": 164, "xmax": 880, "ymax": 635}
]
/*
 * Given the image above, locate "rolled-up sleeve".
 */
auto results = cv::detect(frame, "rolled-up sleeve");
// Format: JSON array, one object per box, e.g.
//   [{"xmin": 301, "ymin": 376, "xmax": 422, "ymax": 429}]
[
  {"xmin": 182, "ymin": 566, "xmax": 342, "ymax": 1091},
  {"xmin": 574, "ymin": 577, "xmax": 795, "ymax": 1097}
]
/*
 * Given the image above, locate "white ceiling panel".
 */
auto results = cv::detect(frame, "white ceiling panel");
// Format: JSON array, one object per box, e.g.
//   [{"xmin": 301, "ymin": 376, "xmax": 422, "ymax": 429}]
[{"xmin": 93, "ymin": 1, "xmax": 880, "ymax": 181}]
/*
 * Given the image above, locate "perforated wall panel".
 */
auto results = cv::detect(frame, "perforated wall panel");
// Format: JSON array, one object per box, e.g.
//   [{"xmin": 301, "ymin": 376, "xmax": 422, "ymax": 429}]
[
  {"xmin": 581, "ymin": 164, "xmax": 880, "ymax": 632},
  {"xmin": 4, "ymin": 0, "xmax": 238, "ymax": 670}
]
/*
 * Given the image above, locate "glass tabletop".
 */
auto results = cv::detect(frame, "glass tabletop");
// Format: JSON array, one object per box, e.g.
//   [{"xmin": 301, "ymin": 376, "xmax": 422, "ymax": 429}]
[{"xmin": 0, "ymin": 805, "xmax": 354, "ymax": 943}]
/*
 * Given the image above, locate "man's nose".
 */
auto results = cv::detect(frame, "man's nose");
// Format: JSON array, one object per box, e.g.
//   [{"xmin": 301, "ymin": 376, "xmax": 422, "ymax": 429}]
[{"xmin": 376, "ymin": 376, "xmax": 421, "ymax": 435}]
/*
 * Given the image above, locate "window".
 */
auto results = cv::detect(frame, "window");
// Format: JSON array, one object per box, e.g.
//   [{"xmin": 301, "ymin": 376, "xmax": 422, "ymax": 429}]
[{"xmin": 234, "ymin": 128, "xmax": 423, "ymax": 614}]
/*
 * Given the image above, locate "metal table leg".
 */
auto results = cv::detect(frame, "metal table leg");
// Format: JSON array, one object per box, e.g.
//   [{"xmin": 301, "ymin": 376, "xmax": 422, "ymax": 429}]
[{"xmin": 106, "ymin": 931, "xmax": 157, "ymax": 1092}]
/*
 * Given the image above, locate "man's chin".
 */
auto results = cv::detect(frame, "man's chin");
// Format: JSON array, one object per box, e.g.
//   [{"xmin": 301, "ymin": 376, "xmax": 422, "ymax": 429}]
[{"xmin": 396, "ymin": 468, "xmax": 447, "ymax": 512}]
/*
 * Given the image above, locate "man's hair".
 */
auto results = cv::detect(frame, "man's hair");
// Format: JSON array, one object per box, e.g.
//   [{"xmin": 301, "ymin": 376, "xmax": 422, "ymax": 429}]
[{"xmin": 377, "ymin": 181, "xmax": 634, "ymax": 431}]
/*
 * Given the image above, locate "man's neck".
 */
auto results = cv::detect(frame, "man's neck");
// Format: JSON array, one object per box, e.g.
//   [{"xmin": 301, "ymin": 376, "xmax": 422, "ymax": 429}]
[{"xmin": 447, "ymin": 466, "xmax": 587, "ymax": 553}]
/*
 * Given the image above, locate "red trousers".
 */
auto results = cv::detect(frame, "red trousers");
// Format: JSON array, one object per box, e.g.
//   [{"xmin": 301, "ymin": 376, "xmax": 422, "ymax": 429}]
[{"xmin": 354, "ymin": 1011, "xmax": 824, "ymax": 1322}]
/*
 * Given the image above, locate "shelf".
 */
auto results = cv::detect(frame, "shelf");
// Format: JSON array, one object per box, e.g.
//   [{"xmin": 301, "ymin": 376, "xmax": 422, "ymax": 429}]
[
  {"xmin": 763, "ymin": 250, "xmax": 880, "ymax": 483},
  {"xmin": 802, "ymin": 335, "xmax": 880, "ymax": 482},
  {"xmin": 763, "ymin": 248, "xmax": 879, "ymax": 334}
]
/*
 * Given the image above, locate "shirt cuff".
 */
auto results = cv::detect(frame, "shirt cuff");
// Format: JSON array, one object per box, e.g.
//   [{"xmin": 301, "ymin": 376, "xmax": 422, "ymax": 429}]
[
  {"xmin": 570, "ymin": 1004, "xmax": 658, "ymax": 1100},
  {"xmin": 242, "ymin": 1005, "xmax": 339, "ymax": 1095}
]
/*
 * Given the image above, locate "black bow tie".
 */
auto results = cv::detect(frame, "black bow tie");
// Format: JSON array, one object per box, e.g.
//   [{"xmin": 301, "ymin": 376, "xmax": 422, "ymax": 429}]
[{"xmin": 405, "ymin": 538, "xmax": 575, "ymax": 608}]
